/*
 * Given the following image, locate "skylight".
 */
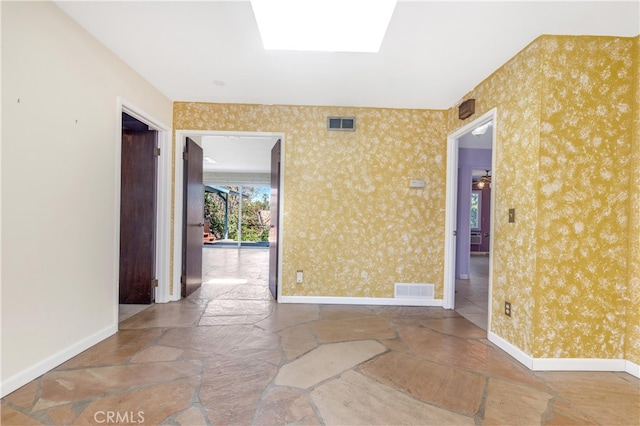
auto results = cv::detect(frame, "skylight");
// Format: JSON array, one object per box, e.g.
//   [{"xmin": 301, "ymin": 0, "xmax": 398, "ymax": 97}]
[{"xmin": 250, "ymin": 0, "xmax": 397, "ymax": 53}]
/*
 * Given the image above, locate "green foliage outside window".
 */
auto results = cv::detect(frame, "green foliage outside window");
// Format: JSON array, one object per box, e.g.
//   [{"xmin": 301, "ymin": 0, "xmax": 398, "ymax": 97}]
[
  {"xmin": 204, "ymin": 186, "xmax": 270, "ymax": 242},
  {"xmin": 470, "ymin": 191, "xmax": 480, "ymax": 230}
]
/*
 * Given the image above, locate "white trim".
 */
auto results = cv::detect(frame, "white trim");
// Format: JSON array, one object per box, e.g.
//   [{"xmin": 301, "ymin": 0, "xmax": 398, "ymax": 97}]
[
  {"xmin": 442, "ymin": 129, "xmax": 459, "ymax": 309},
  {"xmin": 0, "ymin": 324, "xmax": 117, "ymax": 398},
  {"xmin": 117, "ymin": 98, "xmax": 172, "ymax": 304},
  {"xmin": 488, "ymin": 331, "xmax": 534, "ymax": 369},
  {"xmin": 279, "ymin": 296, "xmax": 443, "ymax": 307},
  {"xmin": 533, "ymin": 357, "xmax": 627, "ymax": 372},
  {"xmin": 625, "ymin": 360, "xmax": 640, "ymax": 378},
  {"xmin": 488, "ymin": 331, "xmax": 640, "ymax": 378},
  {"xmin": 174, "ymin": 130, "xmax": 285, "ymax": 302},
  {"xmin": 443, "ymin": 108, "xmax": 496, "ymax": 323}
]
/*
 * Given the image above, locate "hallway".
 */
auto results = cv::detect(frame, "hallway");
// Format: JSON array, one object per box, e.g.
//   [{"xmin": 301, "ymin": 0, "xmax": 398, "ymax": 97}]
[
  {"xmin": 2, "ymin": 248, "xmax": 638, "ymax": 425},
  {"xmin": 455, "ymin": 254, "xmax": 490, "ymax": 330}
]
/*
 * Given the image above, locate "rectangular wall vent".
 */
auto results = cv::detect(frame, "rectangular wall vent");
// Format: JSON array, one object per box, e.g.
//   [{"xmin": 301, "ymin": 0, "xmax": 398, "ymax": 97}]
[
  {"xmin": 328, "ymin": 116, "xmax": 356, "ymax": 131},
  {"xmin": 394, "ymin": 283, "xmax": 434, "ymax": 299}
]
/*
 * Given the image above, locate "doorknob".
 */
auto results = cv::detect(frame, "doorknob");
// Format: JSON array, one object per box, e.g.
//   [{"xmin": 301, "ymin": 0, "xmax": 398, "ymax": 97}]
[{"xmin": 198, "ymin": 223, "xmax": 205, "ymax": 227}]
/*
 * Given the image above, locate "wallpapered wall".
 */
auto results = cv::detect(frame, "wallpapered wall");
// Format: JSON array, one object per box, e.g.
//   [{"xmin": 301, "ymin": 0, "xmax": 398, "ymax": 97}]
[
  {"xmin": 174, "ymin": 34, "xmax": 638, "ymax": 363},
  {"xmin": 449, "ymin": 35, "xmax": 638, "ymax": 362},
  {"xmin": 173, "ymin": 104, "xmax": 448, "ymax": 298},
  {"xmin": 627, "ymin": 35, "xmax": 640, "ymax": 365},
  {"xmin": 447, "ymin": 39, "xmax": 544, "ymax": 355},
  {"xmin": 535, "ymin": 36, "xmax": 634, "ymax": 359}
]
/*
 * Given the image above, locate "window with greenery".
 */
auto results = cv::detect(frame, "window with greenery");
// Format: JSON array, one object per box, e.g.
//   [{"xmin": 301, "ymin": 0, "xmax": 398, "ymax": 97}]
[
  {"xmin": 470, "ymin": 190, "xmax": 482, "ymax": 230},
  {"xmin": 204, "ymin": 186, "xmax": 270, "ymax": 242}
]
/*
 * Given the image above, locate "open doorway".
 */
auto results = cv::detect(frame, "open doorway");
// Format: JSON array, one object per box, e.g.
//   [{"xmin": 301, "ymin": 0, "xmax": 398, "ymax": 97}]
[
  {"xmin": 455, "ymin": 135, "xmax": 493, "ymax": 329},
  {"xmin": 444, "ymin": 108, "xmax": 496, "ymax": 332},
  {"xmin": 173, "ymin": 131, "xmax": 284, "ymax": 305},
  {"xmin": 117, "ymin": 102, "xmax": 171, "ymax": 322}
]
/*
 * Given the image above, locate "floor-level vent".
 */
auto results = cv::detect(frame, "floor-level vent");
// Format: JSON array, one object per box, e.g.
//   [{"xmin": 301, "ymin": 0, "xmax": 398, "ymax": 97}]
[
  {"xmin": 394, "ymin": 283, "xmax": 434, "ymax": 299},
  {"xmin": 328, "ymin": 116, "xmax": 356, "ymax": 131}
]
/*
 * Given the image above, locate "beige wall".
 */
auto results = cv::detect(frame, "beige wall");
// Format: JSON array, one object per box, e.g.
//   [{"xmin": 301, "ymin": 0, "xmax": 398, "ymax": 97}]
[
  {"xmin": 448, "ymin": 35, "xmax": 639, "ymax": 362},
  {"xmin": 1, "ymin": 1, "xmax": 172, "ymax": 395},
  {"xmin": 174, "ymin": 103, "xmax": 447, "ymax": 298}
]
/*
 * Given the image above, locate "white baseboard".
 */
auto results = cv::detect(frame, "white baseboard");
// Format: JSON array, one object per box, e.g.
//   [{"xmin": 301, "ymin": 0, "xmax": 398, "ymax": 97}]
[
  {"xmin": 625, "ymin": 360, "xmax": 640, "ymax": 378},
  {"xmin": 279, "ymin": 295, "xmax": 443, "ymax": 307},
  {"xmin": 1, "ymin": 324, "xmax": 117, "ymax": 398},
  {"xmin": 532, "ymin": 357, "xmax": 627, "ymax": 372},
  {"xmin": 488, "ymin": 331, "xmax": 533, "ymax": 369},
  {"xmin": 488, "ymin": 331, "xmax": 640, "ymax": 378}
]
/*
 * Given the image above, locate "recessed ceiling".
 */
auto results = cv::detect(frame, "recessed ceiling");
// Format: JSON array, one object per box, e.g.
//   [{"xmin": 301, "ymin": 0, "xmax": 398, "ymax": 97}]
[{"xmin": 54, "ymin": 1, "xmax": 639, "ymax": 110}]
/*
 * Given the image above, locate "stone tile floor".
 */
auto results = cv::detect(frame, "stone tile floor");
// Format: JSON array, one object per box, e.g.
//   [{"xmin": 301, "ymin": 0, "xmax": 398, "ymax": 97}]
[
  {"xmin": 2, "ymin": 247, "xmax": 639, "ymax": 425},
  {"xmin": 455, "ymin": 254, "xmax": 489, "ymax": 330}
]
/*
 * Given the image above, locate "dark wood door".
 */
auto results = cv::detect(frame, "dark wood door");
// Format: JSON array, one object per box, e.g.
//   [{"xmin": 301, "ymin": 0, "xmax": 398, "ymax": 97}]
[
  {"xmin": 119, "ymin": 129, "xmax": 157, "ymax": 304},
  {"xmin": 182, "ymin": 137, "xmax": 204, "ymax": 297},
  {"xmin": 268, "ymin": 140, "xmax": 281, "ymax": 299}
]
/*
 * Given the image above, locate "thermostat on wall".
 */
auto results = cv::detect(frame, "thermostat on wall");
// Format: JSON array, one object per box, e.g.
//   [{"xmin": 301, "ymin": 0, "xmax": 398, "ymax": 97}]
[{"xmin": 409, "ymin": 179, "xmax": 425, "ymax": 188}]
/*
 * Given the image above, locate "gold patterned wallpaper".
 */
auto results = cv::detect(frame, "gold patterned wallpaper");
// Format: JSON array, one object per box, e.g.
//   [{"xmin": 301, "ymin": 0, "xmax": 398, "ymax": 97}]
[
  {"xmin": 535, "ymin": 36, "xmax": 634, "ymax": 359},
  {"xmin": 173, "ymin": 34, "xmax": 638, "ymax": 364},
  {"xmin": 447, "ymin": 39, "xmax": 544, "ymax": 355},
  {"xmin": 173, "ymin": 104, "xmax": 448, "ymax": 298},
  {"xmin": 449, "ymin": 35, "xmax": 639, "ymax": 362},
  {"xmin": 627, "ymin": 35, "xmax": 640, "ymax": 365}
]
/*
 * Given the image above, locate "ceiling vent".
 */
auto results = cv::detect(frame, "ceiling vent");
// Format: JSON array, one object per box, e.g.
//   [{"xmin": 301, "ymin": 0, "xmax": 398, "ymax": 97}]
[{"xmin": 327, "ymin": 117, "xmax": 356, "ymax": 131}]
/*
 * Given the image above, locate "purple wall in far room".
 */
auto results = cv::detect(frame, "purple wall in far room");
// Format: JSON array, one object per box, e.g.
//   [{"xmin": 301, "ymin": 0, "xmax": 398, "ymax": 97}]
[
  {"xmin": 471, "ymin": 185, "xmax": 492, "ymax": 252},
  {"xmin": 456, "ymin": 148, "xmax": 492, "ymax": 279}
]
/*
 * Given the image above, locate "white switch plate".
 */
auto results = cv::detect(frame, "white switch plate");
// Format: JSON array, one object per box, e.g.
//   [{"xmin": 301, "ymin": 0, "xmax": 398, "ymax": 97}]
[
  {"xmin": 296, "ymin": 270, "xmax": 303, "ymax": 283},
  {"xmin": 409, "ymin": 179, "xmax": 425, "ymax": 188}
]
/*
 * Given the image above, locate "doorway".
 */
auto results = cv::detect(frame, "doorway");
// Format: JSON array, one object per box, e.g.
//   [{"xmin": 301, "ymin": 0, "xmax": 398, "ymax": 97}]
[
  {"xmin": 119, "ymin": 112, "xmax": 157, "ymax": 305},
  {"xmin": 116, "ymin": 101, "xmax": 171, "ymax": 321},
  {"xmin": 174, "ymin": 131, "xmax": 284, "ymax": 303},
  {"xmin": 443, "ymin": 108, "xmax": 496, "ymax": 332}
]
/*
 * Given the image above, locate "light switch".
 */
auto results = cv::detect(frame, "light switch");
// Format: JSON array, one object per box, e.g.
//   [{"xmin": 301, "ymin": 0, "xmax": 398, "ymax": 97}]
[
  {"xmin": 296, "ymin": 270, "xmax": 303, "ymax": 284},
  {"xmin": 508, "ymin": 208, "xmax": 516, "ymax": 223}
]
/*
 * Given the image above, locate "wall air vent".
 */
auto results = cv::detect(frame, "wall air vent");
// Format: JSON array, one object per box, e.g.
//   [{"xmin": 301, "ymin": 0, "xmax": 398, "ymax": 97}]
[
  {"xmin": 327, "ymin": 116, "xmax": 356, "ymax": 131},
  {"xmin": 394, "ymin": 283, "xmax": 434, "ymax": 299}
]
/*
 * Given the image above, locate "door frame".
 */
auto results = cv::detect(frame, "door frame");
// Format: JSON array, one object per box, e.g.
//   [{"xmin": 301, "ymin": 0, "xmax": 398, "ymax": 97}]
[
  {"xmin": 116, "ymin": 98, "xmax": 172, "ymax": 309},
  {"xmin": 443, "ymin": 108, "xmax": 497, "ymax": 328},
  {"xmin": 173, "ymin": 130, "xmax": 285, "ymax": 301}
]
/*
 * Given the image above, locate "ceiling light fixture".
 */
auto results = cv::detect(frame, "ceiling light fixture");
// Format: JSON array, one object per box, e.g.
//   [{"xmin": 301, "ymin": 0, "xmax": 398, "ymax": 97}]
[
  {"xmin": 203, "ymin": 157, "xmax": 217, "ymax": 164},
  {"xmin": 474, "ymin": 170, "xmax": 491, "ymax": 189},
  {"xmin": 471, "ymin": 122, "xmax": 491, "ymax": 137},
  {"xmin": 250, "ymin": 0, "xmax": 397, "ymax": 53}
]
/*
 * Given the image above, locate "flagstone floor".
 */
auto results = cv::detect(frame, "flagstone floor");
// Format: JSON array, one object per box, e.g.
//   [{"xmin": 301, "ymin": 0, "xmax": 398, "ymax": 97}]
[{"xmin": 2, "ymin": 247, "xmax": 638, "ymax": 425}]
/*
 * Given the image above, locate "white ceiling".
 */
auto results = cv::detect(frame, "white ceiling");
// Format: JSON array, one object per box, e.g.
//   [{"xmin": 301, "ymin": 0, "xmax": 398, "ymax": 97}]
[
  {"xmin": 200, "ymin": 135, "xmax": 277, "ymax": 173},
  {"xmin": 55, "ymin": 0, "xmax": 639, "ymax": 110},
  {"xmin": 54, "ymin": 1, "xmax": 638, "ymax": 174}
]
